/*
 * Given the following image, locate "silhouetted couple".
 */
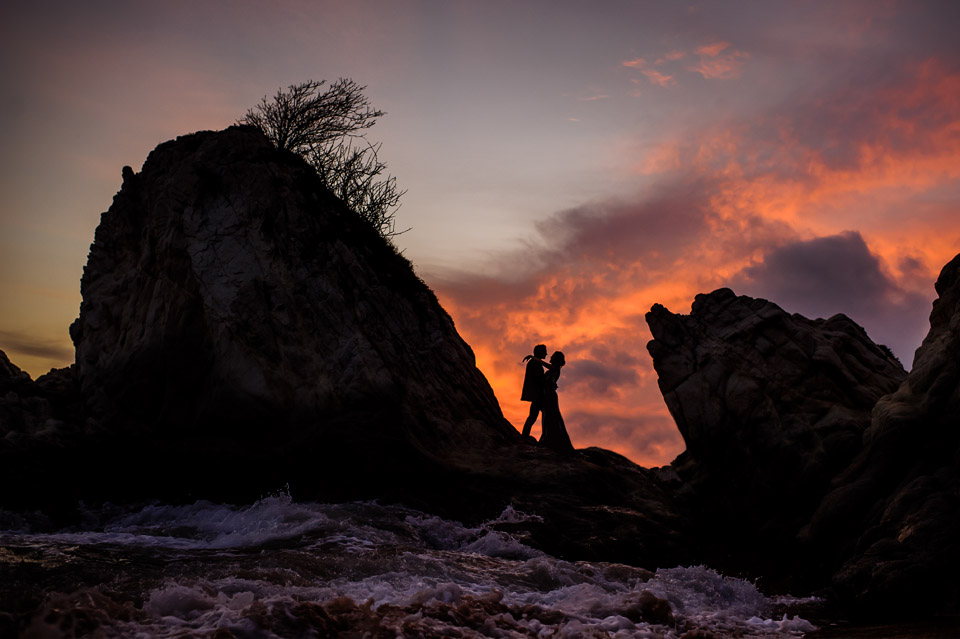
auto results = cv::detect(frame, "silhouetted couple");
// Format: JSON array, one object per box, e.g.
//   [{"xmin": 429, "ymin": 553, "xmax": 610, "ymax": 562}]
[{"xmin": 521, "ymin": 344, "xmax": 574, "ymax": 453}]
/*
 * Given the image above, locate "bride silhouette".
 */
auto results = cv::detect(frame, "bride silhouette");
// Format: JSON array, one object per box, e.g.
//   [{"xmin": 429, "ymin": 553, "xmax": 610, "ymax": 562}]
[{"xmin": 539, "ymin": 351, "xmax": 574, "ymax": 453}]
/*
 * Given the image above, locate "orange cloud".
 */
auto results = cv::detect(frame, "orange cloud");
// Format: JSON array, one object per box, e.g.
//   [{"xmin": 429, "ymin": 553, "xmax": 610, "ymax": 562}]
[
  {"xmin": 696, "ymin": 42, "xmax": 732, "ymax": 58},
  {"xmin": 625, "ymin": 44, "xmax": 746, "ymax": 86},
  {"xmin": 437, "ymin": 269, "xmax": 691, "ymax": 467},
  {"xmin": 641, "ymin": 69, "xmax": 676, "ymax": 87},
  {"xmin": 688, "ymin": 41, "xmax": 749, "ymax": 79}
]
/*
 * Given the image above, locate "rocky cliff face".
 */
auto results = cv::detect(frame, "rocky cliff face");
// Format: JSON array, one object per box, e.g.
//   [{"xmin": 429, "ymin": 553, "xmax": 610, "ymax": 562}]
[
  {"xmin": 63, "ymin": 126, "xmax": 515, "ymax": 504},
  {"xmin": 645, "ymin": 289, "xmax": 906, "ymax": 585},
  {"xmin": 802, "ymin": 254, "xmax": 960, "ymax": 614}
]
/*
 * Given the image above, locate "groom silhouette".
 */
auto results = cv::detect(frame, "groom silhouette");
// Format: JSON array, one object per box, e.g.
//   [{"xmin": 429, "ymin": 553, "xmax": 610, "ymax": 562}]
[{"xmin": 520, "ymin": 344, "xmax": 549, "ymax": 438}]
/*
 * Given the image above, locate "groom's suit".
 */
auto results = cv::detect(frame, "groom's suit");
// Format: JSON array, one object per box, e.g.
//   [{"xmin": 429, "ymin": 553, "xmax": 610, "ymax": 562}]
[{"xmin": 520, "ymin": 357, "xmax": 545, "ymax": 437}]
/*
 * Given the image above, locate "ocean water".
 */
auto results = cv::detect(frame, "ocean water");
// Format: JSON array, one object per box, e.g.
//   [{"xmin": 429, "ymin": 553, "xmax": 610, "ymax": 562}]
[{"xmin": 0, "ymin": 495, "xmax": 820, "ymax": 638}]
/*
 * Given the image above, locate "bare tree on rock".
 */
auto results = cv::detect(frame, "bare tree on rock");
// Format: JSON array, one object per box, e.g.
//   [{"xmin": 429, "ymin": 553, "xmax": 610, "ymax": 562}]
[{"xmin": 241, "ymin": 79, "xmax": 406, "ymax": 239}]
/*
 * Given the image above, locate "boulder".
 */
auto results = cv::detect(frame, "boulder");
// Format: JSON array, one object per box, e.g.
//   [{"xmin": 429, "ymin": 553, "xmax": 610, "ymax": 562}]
[
  {"xmin": 645, "ymin": 289, "xmax": 905, "ymax": 581},
  {"xmin": 802, "ymin": 253, "xmax": 960, "ymax": 615}
]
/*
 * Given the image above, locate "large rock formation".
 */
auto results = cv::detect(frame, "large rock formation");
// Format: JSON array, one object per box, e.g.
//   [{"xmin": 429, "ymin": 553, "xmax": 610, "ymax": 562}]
[
  {"xmin": 645, "ymin": 289, "xmax": 906, "ymax": 582},
  {"xmin": 802, "ymin": 254, "xmax": 960, "ymax": 615},
  {"xmin": 62, "ymin": 125, "xmax": 514, "ymax": 505}
]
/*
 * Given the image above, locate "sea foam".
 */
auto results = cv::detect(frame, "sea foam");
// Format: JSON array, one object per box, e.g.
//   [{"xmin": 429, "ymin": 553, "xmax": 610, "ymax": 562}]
[{"xmin": 4, "ymin": 498, "xmax": 819, "ymax": 638}]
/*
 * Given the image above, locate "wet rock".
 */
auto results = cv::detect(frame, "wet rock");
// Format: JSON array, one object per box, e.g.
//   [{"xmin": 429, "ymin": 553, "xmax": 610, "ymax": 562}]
[{"xmin": 633, "ymin": 590, "xmax": 675, "ymax": 625}]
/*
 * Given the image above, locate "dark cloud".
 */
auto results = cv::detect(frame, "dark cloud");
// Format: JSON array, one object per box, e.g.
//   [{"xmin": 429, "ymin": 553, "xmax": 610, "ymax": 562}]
[
  {"xmin": 431, "ymin": 178, "xmax": 721, "ymax": 309},
  {"xmin": 728, "ymin": 232, "xmax": 933, "ymax": 366},
  {"xmin": 731, "ymin": 231, "xmax": 888, "ymax": 315},
  {"xmin": 536, "ymin": 182, "xmax": 714, "ymax": 264},
  {"xmin": 0, "ymin": 331, "xmax": 74, "ymax": 363},
  {"xmin": 566, "ymin": 359, "xmax": 639, "ymax": 397},
  {"xmin": 429, "ymin": 270, "xmax": 539, "ymax": 309},
  {"xmin": 573, "ymin": 342, "xmax": 644, "ymax": 369}
]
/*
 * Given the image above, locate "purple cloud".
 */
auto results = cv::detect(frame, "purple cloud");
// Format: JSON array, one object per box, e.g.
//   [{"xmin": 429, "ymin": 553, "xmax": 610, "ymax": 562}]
[{"xmin": 728, "ymin": 232, "xmax": 933, "ymax": 365}]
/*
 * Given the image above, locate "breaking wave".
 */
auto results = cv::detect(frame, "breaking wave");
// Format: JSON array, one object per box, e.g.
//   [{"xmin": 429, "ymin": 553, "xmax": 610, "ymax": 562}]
[{"xmin": 1, "ymin": 495, "xmax": 818, "ymax": 638}]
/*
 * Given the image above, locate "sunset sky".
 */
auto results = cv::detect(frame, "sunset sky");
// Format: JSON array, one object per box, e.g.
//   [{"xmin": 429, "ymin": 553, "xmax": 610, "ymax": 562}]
[{"xmin": 2, "ymin": 1, "xmax": 959, "ymax": 466}]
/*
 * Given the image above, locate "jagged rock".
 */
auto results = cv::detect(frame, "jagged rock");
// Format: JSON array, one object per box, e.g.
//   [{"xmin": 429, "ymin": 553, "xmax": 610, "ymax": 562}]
[
  {"xmin": 802, "ymin": 253, "xmax": 960, "ymax": 615},
  {"xmin": 0, "ymin": 349, "xmax": 35, "ymax": 441},
  {"xmin": 0, "ymin": 350, "xmax": 32, "ymax": 391},
  {"xmin": 0, "ymin": 353, "xmax": 81, "ymax": 443},
  {"xmin": 647, "ymin": 289, "xmax": 905, "ymax": 498},
  {"xmin": 645, "ymin": 289, "xmax": 905, "ymax": 581}
]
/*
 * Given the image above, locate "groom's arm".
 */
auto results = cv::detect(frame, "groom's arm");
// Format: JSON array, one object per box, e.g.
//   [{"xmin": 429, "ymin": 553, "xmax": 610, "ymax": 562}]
[{"xmin": 534, "ymin": 358, "xmax": 554, "ymax": 370}]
